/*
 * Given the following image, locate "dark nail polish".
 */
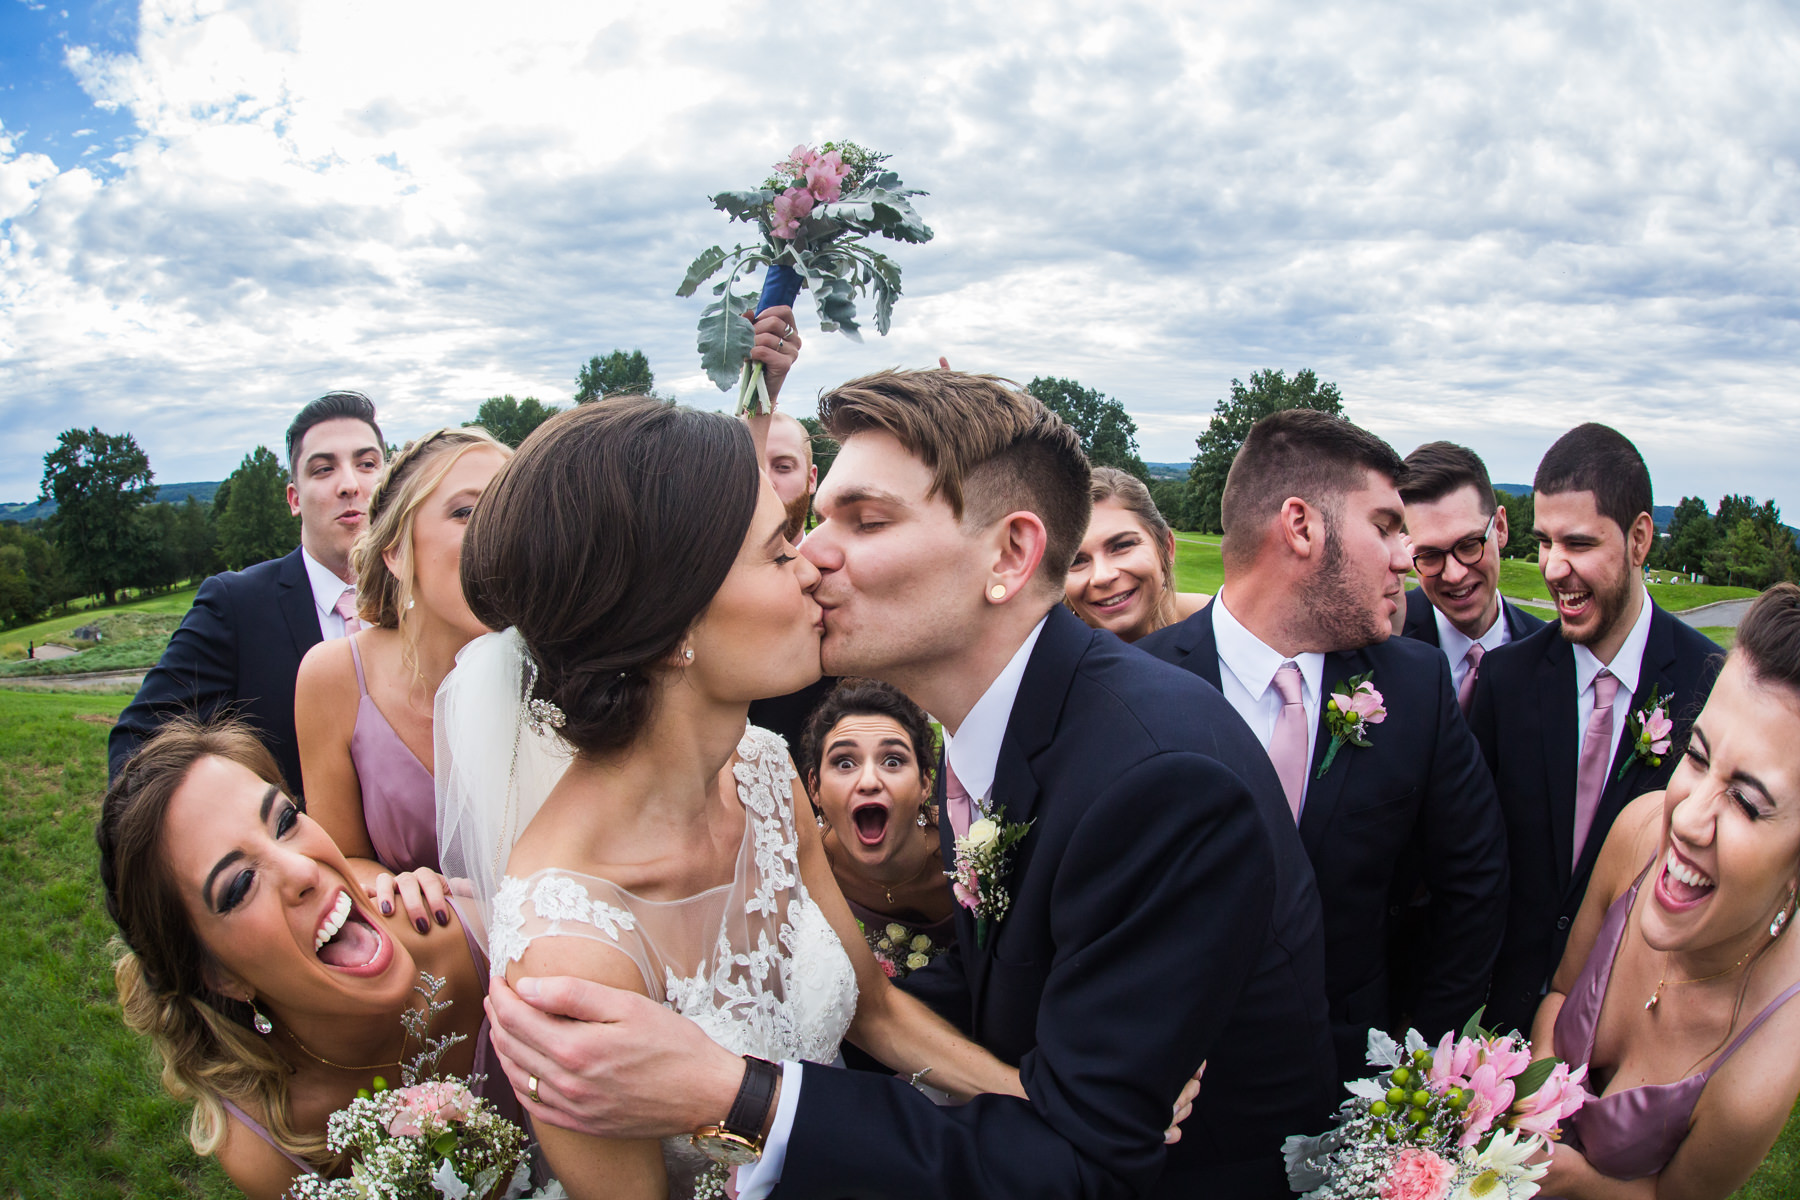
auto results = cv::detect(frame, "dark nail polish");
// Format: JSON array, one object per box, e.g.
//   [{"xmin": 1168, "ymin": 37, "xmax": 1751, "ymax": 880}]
[
  {"xmin": 415, "ymin": 917, "xmax": 429, "ymax": 934},
  {"xmin": 436, "ymin": 909, "xmax": 449, "ymax": 927},
  {"xmin": 380, "ymin": 901, "xmax": 392, "ymax": 916}
]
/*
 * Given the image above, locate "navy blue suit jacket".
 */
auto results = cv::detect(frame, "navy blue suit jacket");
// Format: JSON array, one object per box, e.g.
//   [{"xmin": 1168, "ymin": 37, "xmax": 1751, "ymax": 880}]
[
  {"xmin": 1468, "ymin": 602, "xmax": 1722, "ymax": 1035},
  {"xmin": 1139, "ymin": 607, "xmax": 1510, "ymax": 1079},
  {"xmin": 109, "ymin": 547, "xmax": 321, "ymax": 793},
  {"xmin": 776, "ymin": 607, "xmax": 1336, "ymax": 1200},
  {"xmin": 1401, "ymin": 588, "xmax": 1547, "ymax": 648}
]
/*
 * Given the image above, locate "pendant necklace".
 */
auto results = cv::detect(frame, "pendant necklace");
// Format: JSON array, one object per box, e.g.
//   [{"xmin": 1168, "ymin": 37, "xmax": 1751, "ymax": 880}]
[{"xmin": 1645, "ymin": 944, "xmax": 1759, "ymax": 1011}]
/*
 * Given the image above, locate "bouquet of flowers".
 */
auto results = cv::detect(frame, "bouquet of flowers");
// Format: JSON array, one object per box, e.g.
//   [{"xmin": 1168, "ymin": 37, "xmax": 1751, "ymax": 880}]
[
  {"xmin": 1282, "ymin": 1013, "xmax": 1590, "ymax": 1200},
  {"xmin": 858, "ymin": 918, "xmax": 949, "ymax": 980},
  {"xmin": 287, "ymin": 973, "xmax": 555, "ymax": 1200},
  {"xmin": 677, "ymin": 141, "xmax": 933, "ymax": 414}
]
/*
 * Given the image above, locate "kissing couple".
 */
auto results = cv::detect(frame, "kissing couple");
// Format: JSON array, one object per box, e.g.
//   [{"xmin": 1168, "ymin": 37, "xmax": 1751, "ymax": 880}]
[{"xmin": 438, "ymin": 366, "xmax": 1339, "ymax": 1199}]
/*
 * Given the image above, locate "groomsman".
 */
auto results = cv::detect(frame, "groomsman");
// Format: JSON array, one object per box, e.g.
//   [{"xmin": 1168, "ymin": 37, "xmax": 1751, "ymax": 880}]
[
  {"xmin": 1398, "ymin": 441, "xmax": 1546, "ymax": 713},
  {"xmin": 109, "ymin": 392, "xmax": 385, "ymax": 792},
  {"xmin": 1141, "ymin": 409, "xmax": 1509, "ymax": 1078},
  {"xmin": 1470, "ymin": 423, "xmax": 1721, "ymax": 1036}
]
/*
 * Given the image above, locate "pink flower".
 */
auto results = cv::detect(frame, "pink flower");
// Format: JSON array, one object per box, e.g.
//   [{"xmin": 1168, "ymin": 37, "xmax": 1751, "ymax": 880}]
[
  {"xmin": 770, "ymin": 186, "xmax": 814, "ymax": 240},
  {"xmin": 1344, "ymin": 683, "xmax": 1387, "ymax": 725},
  {"xmin": 878, "ymin": 958, "xmax": 897, "ymax": 978},
  {"xmin": 1380, "ymin": 1148, "xmax": 1455, "ymax": 1200},
  {"xmin": 1643, "ymin": 709, "xmax": 1673, "ymax": 756},
  {"xmin": 1478, "ymin": 1037, "xmax": 1532, "ymax": 1083},
  {"xmin": 1429, "ymin": 1031, "xmax": 1479, "ymax": 1087},
  {"xmin": 1457, "ymin": 1063, "xmax": 1517, "ymax": 1148},
  {"xmin": 804, "ymin": 150, "xmax": 851, "ymax": 203},
  {"xmin": 1508, "ymin": 1062, "xmax": 1590, "ymax": 1137},
  {"xmin": 384, "ymin": 1080, "xmax": 475, "ymax": 1137},
  {"xmin": 774, "ymin": 144, "xmax": 817, "ymax": 178}
]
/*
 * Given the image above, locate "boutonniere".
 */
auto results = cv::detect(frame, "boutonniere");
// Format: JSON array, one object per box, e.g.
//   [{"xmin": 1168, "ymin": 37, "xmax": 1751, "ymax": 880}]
[
  {"xmin": 1617, "ymin": 684, "xmax": 1674, "ymax": 780},
  {"xmin": 1316, "ymin": 671, "xmax": 1387, "ymax": 779},
  {"xmin": 948, "ymin": 808, "xmax": 1033, "ymax": 949}
]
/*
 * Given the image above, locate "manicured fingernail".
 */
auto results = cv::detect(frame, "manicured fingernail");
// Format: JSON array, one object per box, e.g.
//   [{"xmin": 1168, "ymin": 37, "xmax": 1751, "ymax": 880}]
[
  {"xmin": 380, "ymin": 901, "xmax": 392, "ymax": 915},
  {"xmin": 435, "ymin": 909, "xmax": 449, "ymax": 927},
  {"xmin": 518, "ymin": 978, "xmax": 540, "ymax": 1000},
  {"xmin": 415, "ymin": 917, "xmax": 429, "ymax": 934}
]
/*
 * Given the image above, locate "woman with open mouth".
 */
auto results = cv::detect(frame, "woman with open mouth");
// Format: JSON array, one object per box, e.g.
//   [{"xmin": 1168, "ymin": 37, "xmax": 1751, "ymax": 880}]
[
  {"xmin": 1064, "ymin": 467, "xmax": 1210, "ymax": 644},
  {"xmin": 1531, "ymin": 582, "xmax": 1800, "ymax": 1198},
  {"xmin": 99, "ymin": 718, "xmax": 511, "ymax": 1198},
  {"xmin": 799, "ymin": 678, "xmax": 954, "ymax": 980}
]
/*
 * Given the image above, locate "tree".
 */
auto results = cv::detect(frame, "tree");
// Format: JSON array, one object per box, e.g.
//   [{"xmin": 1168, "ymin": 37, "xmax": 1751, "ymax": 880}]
[
  {"xmin": 1495, "ymin": 489, "xmax": 1537, "ymax": 560},
  {"xmin": 1025, "ymin": 377, "xmax": 1148, "ymax": 480},
  {"xmin": 40, "ymin": 427, "xmax": 157, "ymax": 605},
  {"xmin": 1708, "ymin": 519, "xmax": 1774, "ymax": 589},
  {"xmin": 174, "ymin": 494, "xmax": 219, "ymax": 582},
  {"xmin": 0, "ymin": 543, "xmax": 31, "ymax": 627},
  {"xmin": 129, "ymin": 502, "xmax": 185, "ymax": 593},
  {"xmin": 0, "ymin": 523, "xmax": 71, "ymax": 619},
  {"xmin": 1184, "ymin": 369, "xmax": 1344, "ymax": 534},
  {"xmin": 575, "ymin": 350, "xmax": 655, "ymax": 403},
  {"xmin": 798, "ymin": 417, "xmax": 839, "ymax": 487},
  {"xmin": 1660, "ymin": 497, "xmax": 1715, "ymax": 575},
  {"xmin": 466, "ymin": 395, "xmax": 561, "ymax": 449},
  {"xmin": 1147, "ymin": 479, "xmax": 1194, "ymax": 531},
  {"xmin": 215, "ymin": 446, "xmax": 302, "ymax": 570}
]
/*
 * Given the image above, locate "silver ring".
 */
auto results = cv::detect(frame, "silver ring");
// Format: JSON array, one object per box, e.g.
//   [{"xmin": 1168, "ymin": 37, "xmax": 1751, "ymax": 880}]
[
  {"xmin": 776, "ymin": 337, "xmax": 786, "ymax": 350},
  {"xmin": 783, "ymin": 324, "xmax": 796, "ymax": 338}
]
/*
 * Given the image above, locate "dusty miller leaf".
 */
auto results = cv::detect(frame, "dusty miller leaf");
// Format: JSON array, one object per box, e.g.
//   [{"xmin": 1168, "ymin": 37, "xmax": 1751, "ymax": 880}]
[
  {"xmin": 676, "ymin": 246, "xmax": 729, "ymax": 298},
  {"xmin": 697, "ymin": 288, "xmax": 758, "ymax": 390}
]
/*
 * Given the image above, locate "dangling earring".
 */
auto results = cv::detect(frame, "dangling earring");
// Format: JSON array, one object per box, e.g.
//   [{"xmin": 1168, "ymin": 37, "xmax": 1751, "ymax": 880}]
[
  {"xmin": 815, "ymin": 811, "xmax": 828, "ymax": 830},
  {"xmin": 916, "ymin": 809, "xmax": 930, "ymax": 828},
  {"xmin": 252, "ymin": 1004, "xmax": 273, "ymax": 1036},
  {"xmin": 1772, "ymin": 889, "xmax": 1796, "ymax": 938}
]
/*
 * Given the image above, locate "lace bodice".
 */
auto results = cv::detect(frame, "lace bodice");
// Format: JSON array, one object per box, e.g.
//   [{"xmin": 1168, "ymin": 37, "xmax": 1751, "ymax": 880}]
[{"xmin": 489, "ymin": 725, "xmax": 858, "ymax": 1198}]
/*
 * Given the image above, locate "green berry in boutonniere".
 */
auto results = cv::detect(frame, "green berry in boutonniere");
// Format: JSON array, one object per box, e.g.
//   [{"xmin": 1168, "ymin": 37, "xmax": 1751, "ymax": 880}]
[
  {"xmin": 1316, "ymin": 671, "xmax": 1387, "ymax": 779},
  {"xmin": 1617, "ymin": 684, "xmax": 1674, "ymax": 781},
  {"xmin": 948, "ymin": 810, "xmax": 1033, "ymax": 949}
]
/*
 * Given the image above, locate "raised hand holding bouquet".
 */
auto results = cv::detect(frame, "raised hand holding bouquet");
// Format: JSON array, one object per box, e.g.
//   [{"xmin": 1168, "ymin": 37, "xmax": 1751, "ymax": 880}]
[
  {"xmin": 677, "ymin": 141, "xmax": 932, "ymax": 413},
  {"xmin": 1283, "ymin": 1013, "xmax": 1591, "ymax": 1200},
  {"xmin": 286, "ymin": 973, "xmax": 556, "ymax": 1200}
]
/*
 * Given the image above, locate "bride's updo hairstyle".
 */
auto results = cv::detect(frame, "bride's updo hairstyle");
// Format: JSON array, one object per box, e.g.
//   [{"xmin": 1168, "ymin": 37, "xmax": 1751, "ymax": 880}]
[
  {"xmin": 461, "ymin": 395, "xmax": 761, "ymax": 756},
  {"xmin": 98, "ymin": 717, "xmax": 330, "ymax": 1167}
]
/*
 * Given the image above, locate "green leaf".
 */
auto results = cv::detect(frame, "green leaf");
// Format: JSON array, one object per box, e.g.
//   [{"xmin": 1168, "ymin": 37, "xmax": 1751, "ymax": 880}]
[
  {"xmin": 813, "ymin": 277, "xmax": 862, "ymax": 341},
  {"xmin": 1460, "ymin": 1006, "xmax": 1489, "ymax": 1040},
  {"xmin": 1511, "ymin": 1056, "xmax": 1561, "ymax": 1102},
  {"xmin": 862, "ymin": 188, "xmax": 934, "ymax": 243},
  {"xmin": 676, "ymin": 246, "xmax": 729, "ymax": 298},
  {"xmin": 697, "ymin": 290, "xmax": 757, "ymax": 391},
  {"xmin": 711, "ymin": 189, "xmax": 775, "ymax": 221},
  {"xmin": 872, "ymin": 275, "xmax": 895, "ymax": 335},
  {"xmin": 431, "ymin": 1129, "xmax": 459, "ymax": 1157}
]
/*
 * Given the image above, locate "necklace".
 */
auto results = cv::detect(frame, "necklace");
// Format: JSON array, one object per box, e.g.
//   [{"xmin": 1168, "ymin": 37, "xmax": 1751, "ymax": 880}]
[
  {"xmin": 283, "ymin": 1024, "xmax": 409, "ymax": 1073},
  {"xmin": 1645, "ymin": 943, "xmax": 1762, "ymax": 1012}
]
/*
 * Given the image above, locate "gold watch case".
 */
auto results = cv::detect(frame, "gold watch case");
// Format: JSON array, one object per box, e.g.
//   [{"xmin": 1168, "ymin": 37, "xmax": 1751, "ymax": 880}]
[{"xmin": 690, "ymin": 1125, "xmax": 763, "ymax": 1167}]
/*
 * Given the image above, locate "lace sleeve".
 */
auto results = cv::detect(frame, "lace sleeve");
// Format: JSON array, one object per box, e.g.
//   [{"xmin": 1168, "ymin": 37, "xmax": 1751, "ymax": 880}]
[{"xmin": 487, "ymin": 871, "xmax": 656, "ymax": 994}]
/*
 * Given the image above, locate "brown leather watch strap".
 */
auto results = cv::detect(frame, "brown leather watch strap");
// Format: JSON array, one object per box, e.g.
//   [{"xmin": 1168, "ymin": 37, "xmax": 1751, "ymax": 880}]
[{"xmin": 723, "ymin": 1055, "xmax": 780, "ymax": 1143}]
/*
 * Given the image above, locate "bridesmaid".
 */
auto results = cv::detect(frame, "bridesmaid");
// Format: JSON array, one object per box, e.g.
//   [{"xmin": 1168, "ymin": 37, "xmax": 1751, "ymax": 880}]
[
  {"xmin": 1531, "ymin": 583, "xmax": 1800, "ymax": 1199},
  {"xmin": 799, "ymin": 678, "xmax": 955, "ymax": 979},
  {"xmin": 1064, "ymin": 467, "xmax": 1209, "ymax": 644},
  {"xmin": 296, "ymin": 427, "xmax": 510, "ymax": 875}
]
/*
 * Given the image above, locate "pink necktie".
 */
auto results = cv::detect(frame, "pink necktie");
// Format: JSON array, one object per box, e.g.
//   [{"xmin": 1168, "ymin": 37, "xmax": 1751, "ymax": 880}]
[
  {"xmin": 1269, "ymin": 662, "xmax": 1309, "ymax": 823},
  {"xmin": 333, "ymin": 587, "xmax": 364, "ymax": 636},
  {"xmin": 1457, "ymin": 643, "xmax": 1486, "ymax": 717},
  {"xmin": 1572, "ymin": 669, "xmax": 1621, "ymax": 869},
  {"xmin": 943, "ymin": 758, "xmax": 974, "ymax": 841}
]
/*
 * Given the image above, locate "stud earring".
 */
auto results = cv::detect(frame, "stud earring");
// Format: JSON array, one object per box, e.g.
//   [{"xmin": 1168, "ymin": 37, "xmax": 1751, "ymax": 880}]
[
  {"xmin": 252, "ymin": 1004, "xmax": 273, "ymax": 1036},
  {"xmin": 683, "ymin": 647, "xmax": 695, "ymax": 662},
  {"xmin": 988, "ymin": 584, "xmax": 1007, "ymax": 601}
]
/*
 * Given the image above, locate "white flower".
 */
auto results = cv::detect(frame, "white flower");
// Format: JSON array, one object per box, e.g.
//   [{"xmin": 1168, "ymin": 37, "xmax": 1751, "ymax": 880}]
[
  {"xmin": 885, "ymin": 923, "xmax": 909, "ymax": 942},
  {"xmin": 964, "ymin": 817, "xmax": 1000, "ymax": 850},
  {"xmin": 1450, "ymin": 1128, "xmax": 1549, "ymax": 1200},
  {"xmin": 906, "ymin": 952, "xmax": 930, "ymax": 971},
  {"xmin": 910, "ymin": 934, "xmax": 931, "ymax": 953}
]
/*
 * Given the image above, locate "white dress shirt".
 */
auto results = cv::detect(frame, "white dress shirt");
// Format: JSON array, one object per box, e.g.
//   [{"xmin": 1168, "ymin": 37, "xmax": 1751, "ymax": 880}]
[
  {"xmin": 1433, "ymin": 598, "xmax": 1516, "ymax": 696},
  {"xmin": 737, "ymin": 616, "xmax": 1051, "ymax": 1198},
  {"xmin": 1210, "ymin": 590, "xmax": 1326, "ymax": 798},
  {"xmin": 1571, "ymin": 587, "xmax": 1654, "ymax": 783},
  {"xmin": 300, "ymin": 547, "xmax": 356, "ymax": 641}
]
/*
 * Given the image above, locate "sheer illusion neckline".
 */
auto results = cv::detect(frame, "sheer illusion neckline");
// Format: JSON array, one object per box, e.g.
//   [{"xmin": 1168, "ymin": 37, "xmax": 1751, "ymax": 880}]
[{"xmin": 518, "ymin": 799, "xmax": 752, "ymax": 909}]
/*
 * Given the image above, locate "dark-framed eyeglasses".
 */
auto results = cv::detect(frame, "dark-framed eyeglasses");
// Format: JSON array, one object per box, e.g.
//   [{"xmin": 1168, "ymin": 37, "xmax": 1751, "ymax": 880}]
[{"xmin": 1411, "ymin": 510, "xmax": 1497, "ymax": 577}]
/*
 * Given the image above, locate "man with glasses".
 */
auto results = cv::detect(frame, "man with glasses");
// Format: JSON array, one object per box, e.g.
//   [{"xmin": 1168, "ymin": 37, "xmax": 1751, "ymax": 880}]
[{"xmin": 1398, "ymin": 442, "xmax": 1546, "ymax": 716}]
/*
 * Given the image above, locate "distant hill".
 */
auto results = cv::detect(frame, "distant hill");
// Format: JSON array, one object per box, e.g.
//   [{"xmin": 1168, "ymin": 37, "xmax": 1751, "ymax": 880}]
[
  {"xmin": 1144, "ymin": 461, "xmax": 1189, "ymax": 480},
  {"xmin": 0, "ymin": 480, "xmax": 221, "ymax": 524},
  {"xmin": 1494, "ymin": 484, "xmax": 1798, "ymax": 541}
]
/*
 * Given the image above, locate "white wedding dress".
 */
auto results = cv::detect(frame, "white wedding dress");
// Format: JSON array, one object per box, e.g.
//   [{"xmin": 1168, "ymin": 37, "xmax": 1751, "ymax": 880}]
[{"xmin": 477, "ymin": 716, "xmax": 858, "ymax": 1199}]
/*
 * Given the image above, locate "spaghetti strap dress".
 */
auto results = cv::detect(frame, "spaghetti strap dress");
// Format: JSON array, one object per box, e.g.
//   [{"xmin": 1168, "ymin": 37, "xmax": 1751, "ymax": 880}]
[{"xmin": 347, "ymin": 635, "xmax": 440, "ymax": 874}]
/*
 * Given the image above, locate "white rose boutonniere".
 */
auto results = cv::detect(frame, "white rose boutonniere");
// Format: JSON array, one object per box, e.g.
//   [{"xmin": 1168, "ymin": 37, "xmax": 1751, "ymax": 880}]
[{"xmin": 949, "ymin": 806, "xmax": 1033, "ymax": 949}]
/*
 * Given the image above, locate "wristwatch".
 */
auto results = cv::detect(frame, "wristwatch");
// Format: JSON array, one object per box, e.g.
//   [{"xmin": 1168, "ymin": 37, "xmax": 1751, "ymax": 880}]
[{"xmin": 690, "ymin": 1055, "xmax": 780, "ymax": 1167}]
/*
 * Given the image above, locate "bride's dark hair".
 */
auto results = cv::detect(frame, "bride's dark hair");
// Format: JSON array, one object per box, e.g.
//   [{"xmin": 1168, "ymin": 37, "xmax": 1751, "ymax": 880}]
[{"xmin": 461, "ymin": 394, "xmax": 761, "ymax": 756}]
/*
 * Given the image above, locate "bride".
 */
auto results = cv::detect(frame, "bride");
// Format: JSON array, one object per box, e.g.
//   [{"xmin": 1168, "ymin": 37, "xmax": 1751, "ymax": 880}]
[{"xmin": 437, "ymin": 392, "xmax": 1027, "ymax": 1199}]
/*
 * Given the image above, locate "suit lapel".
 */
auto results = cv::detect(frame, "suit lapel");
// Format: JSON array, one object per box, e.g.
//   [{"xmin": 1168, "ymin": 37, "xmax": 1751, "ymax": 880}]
[
  {"xmin": 277, "ymin": 548, "xmax": 324, "ymax": 662},
  {"xmin": 1539, "ymin": 634, "xmax": 1580, "ymax": 888},
  {"xmin": 1175, "ymin": 604, "xmax": 1226, "ymax": 690},
  {"xmin": 1298, "ymin": 648, "xmax": 1370, "ymax": 855}
]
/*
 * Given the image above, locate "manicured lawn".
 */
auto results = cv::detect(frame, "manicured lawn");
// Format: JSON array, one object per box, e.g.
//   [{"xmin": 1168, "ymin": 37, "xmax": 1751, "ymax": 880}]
[
  {"xmin": 1172, "ymin": 533, "xmax": 1224, "ymax": 596},
  {"xmin": 1698, "ymin": 626, "xmax": 1737, "ymax": 651},
  {"xmin": 2, "ymin": 586, "xmax": 198, "ymax": 662}
]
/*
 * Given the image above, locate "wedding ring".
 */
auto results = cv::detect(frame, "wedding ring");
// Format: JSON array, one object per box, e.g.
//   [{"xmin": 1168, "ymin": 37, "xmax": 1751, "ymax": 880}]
[
  {"xmin": 776, "ymin": 337, "xmax": 786, "ymax": 350},
  {"xmin": 527, "ymin": 1074, "xmax": 541, "ymax": 1104}
]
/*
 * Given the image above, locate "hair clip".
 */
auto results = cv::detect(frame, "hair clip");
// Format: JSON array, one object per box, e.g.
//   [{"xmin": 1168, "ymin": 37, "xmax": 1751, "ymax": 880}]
[{"xmin": 525, "ymin": 697, "xmax": 566, "ymax": 734}]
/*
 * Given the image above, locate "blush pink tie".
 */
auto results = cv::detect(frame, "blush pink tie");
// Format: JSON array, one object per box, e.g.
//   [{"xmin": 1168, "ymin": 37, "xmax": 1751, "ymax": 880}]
[
  {"xmin": 333, "ymin": 586, "xmax": 365, "ymax": 636},
  {"xmin": 1269, "ymin": 662, "xmax": 1309, "ymax": 823},
  {"xmin": 1572, "ymin": 669, "xmax": 1621, "ymax": 869},
  {"xmin": 943, "ymin": 758, "xmax": 973, "ymax": 841},
  {"xmin": 1457, "ymin": 642, "xmax": 1486, "ymax": 717}
]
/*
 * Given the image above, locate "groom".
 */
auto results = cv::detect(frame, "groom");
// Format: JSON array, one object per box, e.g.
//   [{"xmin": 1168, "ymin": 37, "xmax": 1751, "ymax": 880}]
[{"xmin": 486, "ymin": 369, "xmax": 1337, "ymax": 1198}]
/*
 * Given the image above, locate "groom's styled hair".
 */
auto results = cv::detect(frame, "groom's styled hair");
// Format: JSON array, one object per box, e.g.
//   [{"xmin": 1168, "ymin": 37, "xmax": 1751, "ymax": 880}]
[
  {"xmin": 1220, "ymin": 408, "xmax": 1405, "ymax": 569},
  {"xmin": 818, "ymin": 369, "xmax": 1091, "ymax": 589},
  {"xmin": 1533, "ymin": 423, "xmax": 1652, "ymax": 537}
]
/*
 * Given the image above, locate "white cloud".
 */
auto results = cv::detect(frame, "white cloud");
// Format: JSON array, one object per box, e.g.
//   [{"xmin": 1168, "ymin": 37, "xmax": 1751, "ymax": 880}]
[{"xmin": 2, "ymin": 0, "xmax": 1798, "ymax": 515}]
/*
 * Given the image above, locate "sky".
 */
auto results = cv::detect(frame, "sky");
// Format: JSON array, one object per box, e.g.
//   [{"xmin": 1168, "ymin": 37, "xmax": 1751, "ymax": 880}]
[{"xmin": 2, "ymin": 0, "xmax": 1797, "ymax": 512}]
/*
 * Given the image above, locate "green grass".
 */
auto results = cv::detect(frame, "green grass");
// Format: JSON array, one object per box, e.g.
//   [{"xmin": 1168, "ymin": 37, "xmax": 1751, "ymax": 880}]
[
  {"xmin": 1697, "ymin": 627, "xmax": 1738, "ymax": 651},
  {"xmin": 2, "ymin": 586, "xmax": 198, "ymax": 662},
  {"xmin": 0, "ymin": 689, "xmax": 236, "ymax": 1198},
  {"xmin": 1172, "ymin": 533, "xmax": 1224, "ymax": 595},
  {"xmin": 0, "ymin": 634, "xmax": 174, "ymax": 677}
]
